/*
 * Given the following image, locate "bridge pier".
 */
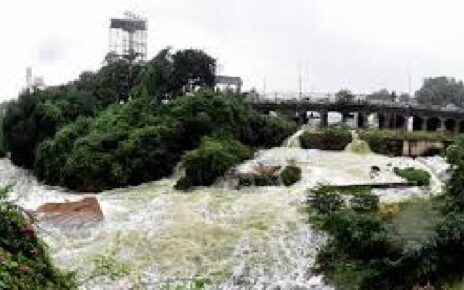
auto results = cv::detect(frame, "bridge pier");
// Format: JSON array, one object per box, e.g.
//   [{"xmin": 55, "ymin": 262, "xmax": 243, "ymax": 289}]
[
  {"xmin": 459, "ymin": 120, "xmax": 464, "ymax": 133},
  {"xmin": 378, "ymin": 114, "xmax": 385, "ymax": 129},
  {"xmin": 298, "ymin": 111, "xmax": 309, "ymax": 125},
  {"xmin": 357, "ymin": 112, "xmax": 367, "ymax": 128},
  {"xmin": 320, "ymin": 111, "xmax": 328, "ymax": 128}
]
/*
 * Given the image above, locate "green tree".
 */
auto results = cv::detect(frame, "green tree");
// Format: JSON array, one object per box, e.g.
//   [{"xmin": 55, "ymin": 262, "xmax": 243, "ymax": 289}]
[
  {"xmin": 335, "ymin": 89, "xmax": 356, "ymax": 103},
  {"xmin": 366, "ymin": 89, "xmax": 390, "ymax": 102},
  {"xmin": 169, "ymin": 49, "xmax": 217, "ymax": 96},
  {"xmin": 415, "ymin": 77, "xmax": 464, "ymax": 107},
  {"xmin": 176, "ymin": 136, "xmax": 251, "ymax": 189},
  {"xmin": 399, "ymin": 93, "xmax": 411, "ymax": 103},
  {"xmin": 132, "ymin": 48, "xmax": 217, "ymax": 104}
]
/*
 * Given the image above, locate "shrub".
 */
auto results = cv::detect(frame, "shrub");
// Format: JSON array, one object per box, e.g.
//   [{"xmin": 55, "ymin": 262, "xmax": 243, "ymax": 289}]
[
  {"xmin": 177, "ymin": 136, "xmax": 252, "ymax": 189},
  {"xmin": 358, "ymin": 130, "xmax": 402, "ymax": 156},
  {"xmin": 174, "ymin": 176, "xmax": 194, "ymax": 191},
  {"xmin": 0, "ymin": 187, "xmax": 76, "ymax": 289},
  {"xmin": 310, "ymin": 135, "xmax": 464, "ymax": 289},
  {"xmin": 280, "ymin": 165, "xmax": 302, "ymax": 186},
  {"xmin": 308, "ymin": 185, "xmax": 344, "ymax": 214},
  {"xmin": 394, "ymin": 167, "xmax": 431, "ymax": 186},
  {"xmin": 299, "ymin": 127, "xmax": 352, "ymax": 150},
  {"xmin": 318, "ymin": 211, "xmax": 391, "ymax": 260},
  {"xmin": 241, "ymin": 113, "xmax": 297, "ymax": 148}
]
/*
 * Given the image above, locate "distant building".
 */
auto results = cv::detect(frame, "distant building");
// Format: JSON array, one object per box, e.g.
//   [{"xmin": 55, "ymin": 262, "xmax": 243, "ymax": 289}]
[
  {"xmin": 215, "ymin": 75, "xmax": 243, "ymax": 94},
  {"xmin": 24, "ymin": 67, "xmax": 45, "ymax": 93}
]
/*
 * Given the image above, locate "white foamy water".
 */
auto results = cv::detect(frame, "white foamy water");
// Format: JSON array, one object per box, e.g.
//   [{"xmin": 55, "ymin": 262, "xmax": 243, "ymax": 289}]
[{"xmin": 0, "ymin": 145, "xmax": 449, "ymax": 289}]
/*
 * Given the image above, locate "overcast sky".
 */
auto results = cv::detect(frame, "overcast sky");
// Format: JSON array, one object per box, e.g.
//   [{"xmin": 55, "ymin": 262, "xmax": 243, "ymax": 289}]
[{"xmin": 2, "ymin": 0, "xmax": 464, "ymax": 101}]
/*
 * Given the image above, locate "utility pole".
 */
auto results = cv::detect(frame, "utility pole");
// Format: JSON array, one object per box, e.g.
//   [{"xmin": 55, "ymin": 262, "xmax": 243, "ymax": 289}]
[
  {"xmin": 263, "ymin": 77, "xmax": 267, "ymax": 98},
  {"xmin": 407, "ymin": 61, "xmax": 413, "ymax": 96},
  {"xmin": 298, "ymin": 62, "xmax": 302, "ymax": 99}
]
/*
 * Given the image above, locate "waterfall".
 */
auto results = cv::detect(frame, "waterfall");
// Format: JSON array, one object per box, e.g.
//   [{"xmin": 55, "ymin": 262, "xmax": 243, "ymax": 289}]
[
  {"xmin": 283, "ymin": 126, "xmax": 307, "ymax": 148},
  {"xmin": 344, "ymin": 130, "xmax": 372, "ymax": 154}
]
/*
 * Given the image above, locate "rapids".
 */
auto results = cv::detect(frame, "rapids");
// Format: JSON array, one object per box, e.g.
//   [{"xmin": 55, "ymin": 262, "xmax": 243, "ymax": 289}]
[{"xmin": 0, "ymin": 139, "xmax": 449, "ymax": 289}]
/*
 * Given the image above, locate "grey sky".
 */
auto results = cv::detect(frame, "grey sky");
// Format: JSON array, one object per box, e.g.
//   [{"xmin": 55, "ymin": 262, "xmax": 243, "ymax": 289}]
[{"xmin": 2, "ymin": 0, "xmax": 464, "ymax": 101}]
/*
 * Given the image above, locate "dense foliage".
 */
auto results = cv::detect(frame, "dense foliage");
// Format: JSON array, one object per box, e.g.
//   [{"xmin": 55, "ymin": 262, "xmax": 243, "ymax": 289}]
[
  {"xmin": 2, "ymin": 48, "xmax": 296, "ymax": 192},
  {"xmin": 299, "ymin": 127, "xmax": 352, "ymax": 150},
  {"xmin": 366, "ymin": 89, "xmax": 411, "ymax": 103},
  {"xmin": 335, "ymin": 89, "xmax": 356, "ymax": 103},
  {"xmin": 132, "ymin": 48, "xmax": 216, "ymax": 103},
  {"xmin": 33, "ymin": 91, "xmax": 295, "ymax": 191},
  {"xmin": 176, "ymin": 136, "xmax": 252, "ymax": 190},
  {"xmin": 309, "ymin": 186, "xmax": 413, "ymax": 289},
  {"xmin": 415, "ymin": 76, "xmax": 464, "ymax": 107},
  {"xmin": 309, "ymin": 137, "xmax": 464, "ymax": 289},
  {"xmin": 394, "ymin": 167, "xmax": 431, "ymax": 186},
  {"xmin": 0, "ymin": 187, "xmax": 76, "ymax": 289},
  {"xmin": 3, "ymin": 48, "xmax": 218, "ymax": 171},
  {"xmin": 3, "ymin": 57, "xmax": 139, "ymax": 169}
]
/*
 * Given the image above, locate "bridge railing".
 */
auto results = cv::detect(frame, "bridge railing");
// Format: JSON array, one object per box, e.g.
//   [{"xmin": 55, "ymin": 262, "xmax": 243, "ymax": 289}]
[{"xmin": 246, "ymin": 97, "xmax": 464, "ymax": 113}]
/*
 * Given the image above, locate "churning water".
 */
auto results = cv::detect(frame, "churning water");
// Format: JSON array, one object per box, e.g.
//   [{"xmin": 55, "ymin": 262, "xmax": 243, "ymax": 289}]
[{"xmin": 0, "ymin": 138, "xmax": 449, "ymax": 289}]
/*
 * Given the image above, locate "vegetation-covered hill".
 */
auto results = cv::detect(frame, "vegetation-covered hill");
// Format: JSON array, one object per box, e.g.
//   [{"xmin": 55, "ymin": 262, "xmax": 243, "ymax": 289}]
[{"xmin": 2, "ymin": 48, "xmax": 296, "ymax": 192}]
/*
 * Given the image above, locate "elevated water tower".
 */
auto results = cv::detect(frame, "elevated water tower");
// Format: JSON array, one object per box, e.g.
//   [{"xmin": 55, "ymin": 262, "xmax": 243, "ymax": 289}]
[{"xmin": 109, "ymin": 12, "xmax": 147, "ymax": 63}]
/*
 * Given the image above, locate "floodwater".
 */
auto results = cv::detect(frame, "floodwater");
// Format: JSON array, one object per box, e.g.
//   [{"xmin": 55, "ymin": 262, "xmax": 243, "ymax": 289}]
[{"xmin": 0, "ymin": 132, "xmax": 449, "ymax": 289}]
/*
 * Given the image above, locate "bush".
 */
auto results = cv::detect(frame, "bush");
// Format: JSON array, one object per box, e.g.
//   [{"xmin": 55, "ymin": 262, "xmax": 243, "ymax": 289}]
[
  {"xmin": 394, "ymin": 167, "xmax": 431, "ymax": 186},
  {"xmin": 0, "ymin": 187, "xmax": 76, "ymax": 289},
  {"xmin": 6, "ymin": 47, "xmax": 297, "ymax": 191},
  {"xmin": 32, "ymin": 91, "xmax": 294, "ymax": 192},
  {"xmin": 310, "ymin": 135, "xmax": 464, "ymax": 289},
  {"xmin": 280, "ymin": 165, "xmax": 302, "ymax": 186},
  {"xmin": 318, "ymin": 211, "xmax": 391, "ymax": 260},
  {"xmin": 241, "ymin": 113, "xmax": 297, "ymax": 148},
  {"xmin": 177, "ymin": 136, "xmax": 252, "ymax": 189},
  {"xmin": 308, "ymin": 185, "xmax": 344, "ymax": 214},
  {"xmin": 358, "ymin": 130, "xmax": 402, "ymax": 156},
  {"xmin": 299, "ymin": 127, "xmax": 352, "ymax": 150}
]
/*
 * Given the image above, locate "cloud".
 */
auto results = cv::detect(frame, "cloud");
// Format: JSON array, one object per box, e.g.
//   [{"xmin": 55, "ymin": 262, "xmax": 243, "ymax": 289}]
[
  {"xmin": 37, "ymin": 36, "xmax": 67, "ymax": 65},
  {"xmin": 2, "ymin": 0, "xmax": 464, "ymax": 100}
]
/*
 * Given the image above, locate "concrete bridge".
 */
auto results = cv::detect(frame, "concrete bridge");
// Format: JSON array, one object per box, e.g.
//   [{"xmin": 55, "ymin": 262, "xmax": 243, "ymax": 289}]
[{"xmin": 250, "ymin": 99, "xmax": 464, "ymax": 133}]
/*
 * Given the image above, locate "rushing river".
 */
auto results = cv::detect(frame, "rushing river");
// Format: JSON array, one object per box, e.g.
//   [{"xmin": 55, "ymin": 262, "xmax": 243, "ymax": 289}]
[{"xmin": 0, "ymin": 139, "xmax": 449, "ymax": 289}]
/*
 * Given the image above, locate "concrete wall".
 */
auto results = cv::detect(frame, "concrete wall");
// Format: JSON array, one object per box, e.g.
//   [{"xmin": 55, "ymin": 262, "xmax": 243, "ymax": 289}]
[{"xmin": 402, "ymin": 140, "xmax": 445, "ymax": 157}]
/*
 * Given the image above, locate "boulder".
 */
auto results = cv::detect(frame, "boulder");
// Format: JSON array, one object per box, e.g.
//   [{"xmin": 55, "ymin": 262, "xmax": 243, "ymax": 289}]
[
  {"xmin": 252, "ymin": 163, "xmax": 281, "ymax": 176},
  {"xmin": 36, "ymin": 197, "xmax": 103, "ymax": 227}
]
